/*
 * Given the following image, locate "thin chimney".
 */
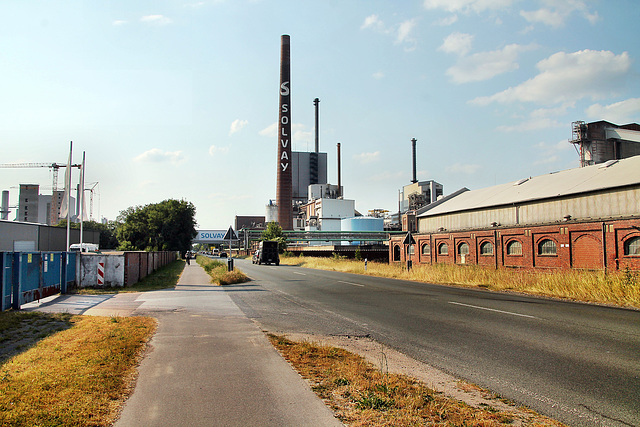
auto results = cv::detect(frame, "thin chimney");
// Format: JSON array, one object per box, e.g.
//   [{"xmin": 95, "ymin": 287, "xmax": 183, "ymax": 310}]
[
  {"xmin": 337, "ymin": 142, "xmax": 342, "ymax": 198},
  {"xmin": 313, "ymin": 98, "xmax": 320, "ymax": 153},
  {"xmin": 411, "ymin": 138, "xmax": 418, "ymax": 184}
]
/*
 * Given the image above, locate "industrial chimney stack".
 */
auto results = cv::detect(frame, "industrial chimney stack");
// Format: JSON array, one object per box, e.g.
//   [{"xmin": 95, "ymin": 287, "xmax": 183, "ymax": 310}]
[
  {"xmin": 411, "ymin": 138, "xmax": 418, "ymax": 184},
  {"xmin": 337, "ymin": 142, "xmax": 342, "ymax": 198},
  {"xmin": 276, "ymin": 35, "xmax": 293, "ymax": 230}
]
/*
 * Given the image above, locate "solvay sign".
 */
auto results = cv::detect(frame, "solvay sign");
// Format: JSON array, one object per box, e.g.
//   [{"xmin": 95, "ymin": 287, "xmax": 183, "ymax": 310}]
[
  {"xmin": 279, "ymin": 80, "xmax": 291, "ymax": 173},
  {"xmin": 194, "ymin": 230, "xmax": 228, "ymax": 243}
]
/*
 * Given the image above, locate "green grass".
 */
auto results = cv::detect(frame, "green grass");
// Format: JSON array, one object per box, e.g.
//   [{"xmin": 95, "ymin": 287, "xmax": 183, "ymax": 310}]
[
  {"xmin": 196, "ymin": 255, "xmax": 250, "ymax": 285},
  {"xmin": 76, "ymin": 259, "xmax": 186, "ymax": 294}
]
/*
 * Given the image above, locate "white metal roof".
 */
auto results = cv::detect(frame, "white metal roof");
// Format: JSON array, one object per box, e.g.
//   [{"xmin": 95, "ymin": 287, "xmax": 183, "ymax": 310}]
[{"xmin": 419, "ymin": 155, "xmax": 640, "ymax": 218}]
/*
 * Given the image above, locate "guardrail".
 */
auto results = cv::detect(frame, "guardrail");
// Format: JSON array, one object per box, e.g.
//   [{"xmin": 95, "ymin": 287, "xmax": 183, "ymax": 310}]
[{"xmin": 1, "ymin": 251, "xmax": 76, "ymax": 311}]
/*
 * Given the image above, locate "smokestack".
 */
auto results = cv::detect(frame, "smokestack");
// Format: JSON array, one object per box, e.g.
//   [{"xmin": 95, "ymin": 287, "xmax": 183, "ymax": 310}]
[
  {"xmin": 1, "ymin": 190, "xmax": 9, "ymax": 220},
  {"xmin": 276, "ymin": 35, "xmax": 293, "ymax": 230},
  {"xmin": 337, "ymin": 142, "xmax": 341, "ymax": 198},
  {"xmin": 411, "ymin": 138, "xmax": 418, "ymax": 184},
  {"xmin": 313, "ymin": 98, "xmax": 319, "ymax": 153}
]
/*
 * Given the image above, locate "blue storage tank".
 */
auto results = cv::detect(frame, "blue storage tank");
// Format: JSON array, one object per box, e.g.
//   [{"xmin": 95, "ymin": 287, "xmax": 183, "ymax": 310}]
[{"xmin": 341, "ymin": 217, "xmax": 384, "ymax": 245}]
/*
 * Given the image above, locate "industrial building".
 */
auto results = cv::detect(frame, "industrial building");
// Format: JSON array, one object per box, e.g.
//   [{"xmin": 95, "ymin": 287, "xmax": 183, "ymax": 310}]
[
  {"xmin": 390, "ymin": 155, "xmax": 640, "ymax": 271},
  {"xmin": 570, "ymin": 120, "xmax": 640, "ymax": 167},
  {"xmin": 0, "ymin": 219, "xmax": 99, "ymax": 252}
]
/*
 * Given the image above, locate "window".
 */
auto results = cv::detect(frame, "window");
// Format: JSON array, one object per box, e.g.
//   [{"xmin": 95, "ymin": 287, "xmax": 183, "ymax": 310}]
[
  {"xmin": 538, "ymin": 239, "xmax": 557, "ymax": 255},
  {"xmin": 480, "ymin": 241, "xmax": 494, "ymax": 255},
  {"xmin": 421, "ymin": 244, "xmax": 430, "ymax": 255},
  {"xmin": 438, "ymin": 243, "xmax": 448, "ymax": 255},
  {"xmin": 407, "ymin": 245, "xmax": 415, "ymax": 255},
  {"xmin": 506, "ymin": 240, "xmax": 522, "ymax": 255},
  {"xmin": 624, "ymin": 236, "xmax": 640, "ymax": 256},
  {"xmin": 458, "ymin": 242, "xmax": 469, "ymax": 255},
  {"xmin": 393, "ymin": 245, "xmax": 401, "ymax": 262}
]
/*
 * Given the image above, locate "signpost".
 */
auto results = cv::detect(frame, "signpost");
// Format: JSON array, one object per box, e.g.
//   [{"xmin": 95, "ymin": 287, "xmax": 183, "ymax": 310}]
[{"xmin": 223, "ymin": 226, "xmax": 238, "ymax": 271}]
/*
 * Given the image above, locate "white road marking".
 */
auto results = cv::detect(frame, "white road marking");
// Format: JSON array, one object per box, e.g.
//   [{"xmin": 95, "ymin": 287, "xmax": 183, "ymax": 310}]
[
  {"xmin": 292, "ymin": 271, "xmax": 306, "ymax": 276},
  {"xmin": 338, "ymin": 280, "xmax": 365, "ymax": 287},
  {"xmin": 448, "ymin": 301, "xmax": 538, "ymax": 319}
]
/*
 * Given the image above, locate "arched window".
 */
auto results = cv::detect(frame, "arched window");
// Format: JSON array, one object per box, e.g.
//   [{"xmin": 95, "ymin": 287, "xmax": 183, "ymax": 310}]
[
  {"xmin": 480, "ymin": 241, "xmax": 494, "ymax": 255},
  {"xmin": 538, "ymin": 239, "xmax": 557, "ymax": 255},
  {"xmin": 438, "ymin": 243, "xmax": 448, "ymax": 255},
  {"xmin": 393, "ymin": 245, "xmax": 401, "ymax": 261},
  {"xmin": 421, "ymin": 244, "xmax": 430, "ymax": 255},
  {"xmin": 624, "ymin": 236, "xmax": 640, "ymax": 256},
  {"xmin": 506, "ymin": 240, "xmax": 522, "ymax": 255},
  {"xmin": 407, "ymin": 245, "xmax": 415, "ymax": 255},
  {"xmin": 458, "ymin": 242, "xmax": 469, "ymax": 255}
]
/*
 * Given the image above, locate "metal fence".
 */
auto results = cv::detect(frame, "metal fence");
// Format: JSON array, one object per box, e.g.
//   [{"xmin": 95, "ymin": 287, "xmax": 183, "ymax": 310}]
[{"xmin": 1, "ymin": 251, "xmax": 76, "ymax": 311}]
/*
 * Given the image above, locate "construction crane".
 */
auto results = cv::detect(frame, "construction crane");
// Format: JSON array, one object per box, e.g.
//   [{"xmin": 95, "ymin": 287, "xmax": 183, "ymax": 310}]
[{"xmin": 0, "ymin": 162, "xmax": 82, "ymax": 224}]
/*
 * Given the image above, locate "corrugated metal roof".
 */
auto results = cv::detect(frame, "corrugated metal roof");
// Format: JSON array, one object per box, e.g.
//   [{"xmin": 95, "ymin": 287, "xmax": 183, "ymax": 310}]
[{"xmin": 419, "ymin": 155, "xmax": 640, "ymax": 218}]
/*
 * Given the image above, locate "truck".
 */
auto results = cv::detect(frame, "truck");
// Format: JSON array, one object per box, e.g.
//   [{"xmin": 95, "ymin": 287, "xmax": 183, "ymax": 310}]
[{"xmin": 252, "ymin": 240, "xmax": 280, "ymax": 265}]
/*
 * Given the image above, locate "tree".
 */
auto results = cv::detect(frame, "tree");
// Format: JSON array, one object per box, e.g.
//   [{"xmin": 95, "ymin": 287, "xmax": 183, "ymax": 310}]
[
  {"xmin": 116, "ymin": 199, "xmax": 198, "ymax": 253},
  {"xmin": 260, "ymin": 222, "xmax": 288, "ymax": 253}
]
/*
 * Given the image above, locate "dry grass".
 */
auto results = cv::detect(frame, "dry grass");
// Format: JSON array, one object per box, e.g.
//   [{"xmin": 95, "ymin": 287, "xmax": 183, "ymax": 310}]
[
  {"xmin": 0, "ymin": 315, "xmax": 156, "ymax": 426},
  {"xmin": 280, "ymin": 255, "xmax": 640, "ymax": 308},
  {"xmin": 196, "ymin": 255, "xmax": 250, "ymax": 285},
  {"xmin": 269, "ymin": 334, "xmax": 564, "ymax": 426}
]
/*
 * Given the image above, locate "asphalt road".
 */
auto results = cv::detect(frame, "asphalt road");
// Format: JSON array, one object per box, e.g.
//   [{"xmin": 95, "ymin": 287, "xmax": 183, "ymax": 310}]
[{"xmin": 229, "ymin": 258, "xmax": 640, "ymax": 427}]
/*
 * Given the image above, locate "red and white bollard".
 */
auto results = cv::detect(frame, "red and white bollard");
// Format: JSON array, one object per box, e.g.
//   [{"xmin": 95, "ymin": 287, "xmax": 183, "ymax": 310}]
[{"xmin": 97, "ymin": 262, "xmax": 105, "ymax": 286}]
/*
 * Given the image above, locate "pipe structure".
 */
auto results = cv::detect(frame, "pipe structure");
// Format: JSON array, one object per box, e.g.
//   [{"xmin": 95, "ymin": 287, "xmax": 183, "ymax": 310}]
[
  {"xmin": 277, "ymin": 35, "xmax": 293, "ymax": 230},
  {"xmin": 337, "ymin": 142, "xmax": 342, "ymax": 198},
  {"xmin": 411, "ymin": 138, "xmax": 418, "ymax": 183}
]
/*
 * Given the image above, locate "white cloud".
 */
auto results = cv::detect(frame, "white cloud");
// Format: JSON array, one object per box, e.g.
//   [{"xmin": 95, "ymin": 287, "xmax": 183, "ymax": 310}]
[
  {"xmin": 436, "ymin": 15, "xmax": 459, "ymax": 26},
  {"xmin": 396, "ymin": 18, "xmax": 417, "ymax": 45},
  {"xmin": 353, "ymin": 151, "xmax": 381, "ymax": 164},
  {"xmin": 520, "ymin": 0, "xmax": 599, "ymax": 28},
  {"xmin": 497, "ymin": 117, "xmax": 564, "ymax": 132},
  {"xmin": 439, "ymin": 32, "xmax": 474, "ymax": 56},
  {"xmin": 140, "ymin": 15, "xmax": 173, "ymax": 25},
  {"xmin": 259, "ymin": 122, "xmax": 277, "ymax": 137},
  {"xmin": 112, "ymin": 20, "xmax": 128, "ymax": 26},
  {"xmin": 373, "ymin": 71, "xmax": 385, "ymax": 79},
  {"xmin": 586, "ymin": 98, "xmax": 640, "ymax": 124},
  {"xmin": 471, "ymin": 50, "xmax": 631, "ymax": 105},
  {"xmin": 424, "ymin": 0, "xmax": 513, "ymax": 14},
  {"xmin": 361, "ymin": 14, "xmax": 418, "ymax": 50},
  {"xmin": 135, "ymin": 148, "xmax": 184, "ymax": 163},
  {"xmin": 208, "ymin": 145, "xmax": 229, "ymax": 156},
  {"xmin": 361, "ymin": 14, "xmax": 386, "ymax": 32},
  {"xmin": 533, "ymin": 139, "xmax": 572, "ymax": 165},
  {"xmin": 229, "ymin": 119, "xmax": 248, "ymax": 136},
  {"xmin": 446, "ymin": 43, "xmax": 534, "ymax": 84},
  {"xmin": 446, "ymin": 162, "xmax": 481, "ymax": 174}
]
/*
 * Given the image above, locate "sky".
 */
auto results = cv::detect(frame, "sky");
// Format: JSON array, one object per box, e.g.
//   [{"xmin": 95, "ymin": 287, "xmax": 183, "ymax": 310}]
[{"xmin": 1, "ymin": 0, "xmax": 639, "ymax": 230}]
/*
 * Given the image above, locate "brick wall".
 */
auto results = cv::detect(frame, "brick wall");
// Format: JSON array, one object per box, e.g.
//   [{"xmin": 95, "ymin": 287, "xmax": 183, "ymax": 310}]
[{"xmin": 390, "ymin": 218, "xmax": 640, "ymax": 271}]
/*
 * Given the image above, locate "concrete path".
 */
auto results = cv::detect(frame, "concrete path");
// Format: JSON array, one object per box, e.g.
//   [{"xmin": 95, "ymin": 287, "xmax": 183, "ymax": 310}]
[{"xmin": 28, "ymin": 262, "xmax": 343, "ymax": 427}]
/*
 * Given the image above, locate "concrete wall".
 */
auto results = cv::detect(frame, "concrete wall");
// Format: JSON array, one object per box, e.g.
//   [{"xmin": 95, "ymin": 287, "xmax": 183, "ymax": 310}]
[
  {"xmin": 77, "ymin": 251, "xmax": 177, "ymax": 288},
  {"xmin": 78, "ymin": 253, "xmax": 125, "ymax": 287}
]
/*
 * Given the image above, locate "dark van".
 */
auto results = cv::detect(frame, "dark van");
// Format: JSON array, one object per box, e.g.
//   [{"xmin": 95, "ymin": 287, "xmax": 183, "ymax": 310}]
[{"xmin": 252, "ymin": 241, "xmax": 280, "ymax": 265}]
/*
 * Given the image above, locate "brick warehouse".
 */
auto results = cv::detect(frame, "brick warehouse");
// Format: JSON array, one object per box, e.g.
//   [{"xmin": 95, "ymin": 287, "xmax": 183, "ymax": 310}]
[{"xmin": 390, "ymin": 156, "xmax": 640, "ymax": 271}]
